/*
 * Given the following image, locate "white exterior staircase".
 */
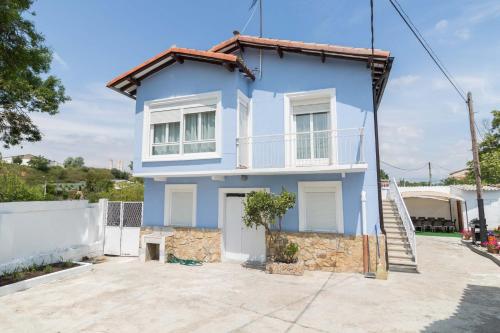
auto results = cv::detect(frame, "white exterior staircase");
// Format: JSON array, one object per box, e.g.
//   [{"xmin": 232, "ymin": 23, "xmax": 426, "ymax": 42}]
[
  {"xmin": 385, "ymin": 178, "xmax": 418, "ymax": 273},
  {"xmin": 383, "ymin": 200, "xmax": 417, "ymax": 272}
]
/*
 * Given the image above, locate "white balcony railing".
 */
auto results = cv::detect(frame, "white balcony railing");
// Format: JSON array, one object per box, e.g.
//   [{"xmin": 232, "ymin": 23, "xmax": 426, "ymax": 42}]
[{"xmin": 236, "ymin": 128, "xmax": 365, "ymax": 169}]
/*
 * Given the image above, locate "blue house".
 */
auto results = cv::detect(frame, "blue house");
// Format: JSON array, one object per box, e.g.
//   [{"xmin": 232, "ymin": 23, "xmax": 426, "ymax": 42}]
[{"xmin": 107, "ymin": 34, "xmax": 395, "ymax": 272}]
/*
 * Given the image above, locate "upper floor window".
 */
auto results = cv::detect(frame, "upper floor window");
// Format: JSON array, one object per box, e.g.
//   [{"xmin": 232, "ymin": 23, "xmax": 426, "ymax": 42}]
[
  {"xmin": 284, "ymin": 88, "xmax": 337, "ymax": 167},
  {"xmin": 143, "ymin": 92, "xmax": 221, "ymax": 161}
]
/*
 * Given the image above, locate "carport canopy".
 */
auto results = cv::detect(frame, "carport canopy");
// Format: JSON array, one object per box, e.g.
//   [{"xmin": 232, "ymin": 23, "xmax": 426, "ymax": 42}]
[{"xmin": 401, "ymin": 191, "xmax": 464, "ymax": 202}]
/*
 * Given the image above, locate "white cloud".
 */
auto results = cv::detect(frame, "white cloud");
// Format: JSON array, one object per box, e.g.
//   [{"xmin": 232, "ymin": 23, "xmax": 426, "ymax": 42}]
[
  {"xmin": 434, "ymin": 19, "xmax": 448, "ymax": 32},
  {"xmin": 388, "ymin": 75, "xmax": 420, "ymax": 88},
  {"xmin": 52, "ymin": 52, "xmax": 69, "ymax": 69},
  {"xmin": 454, "ymin": 28, "xmax": 470, "ymax": 40},
  {"xmin": 1, "ymin": 83, "xmax": 135, "ymax": 168}
]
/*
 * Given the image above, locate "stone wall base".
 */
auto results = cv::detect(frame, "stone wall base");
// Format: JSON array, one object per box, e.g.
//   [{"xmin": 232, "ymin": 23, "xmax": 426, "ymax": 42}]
[
  {"xmin": 267, "ymin": 231, "xmax": 386, "ymax": 273},
  {"xmin": 140, "ymin": 226, "xmax": 221, "ymax": 263}
]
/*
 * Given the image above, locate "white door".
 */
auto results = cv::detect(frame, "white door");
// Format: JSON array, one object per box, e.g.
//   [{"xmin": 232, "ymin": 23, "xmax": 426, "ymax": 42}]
[
  {"xmin": 103, "ymin": 202, "xmax": 142, "ymax": 256},
  {"xmin": 104, "ymin": 202, "xmax": 122, "ymax": 255},
  {"xmin": 224, "ymin": 193, "xmax": 266, "ymax": 262}
]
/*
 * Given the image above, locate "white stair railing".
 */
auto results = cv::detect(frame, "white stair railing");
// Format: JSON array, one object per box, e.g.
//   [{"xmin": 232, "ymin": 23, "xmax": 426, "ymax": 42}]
[{"xmin": 388, "ymin": 177, "xmax": 417, "ymax": 263}]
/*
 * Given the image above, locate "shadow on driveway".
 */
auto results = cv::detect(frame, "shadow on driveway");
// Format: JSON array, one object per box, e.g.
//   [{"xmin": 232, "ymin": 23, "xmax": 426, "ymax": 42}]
[{"xmin": 423, "ymin": 284, "xmax": 500, "ymax": 332}]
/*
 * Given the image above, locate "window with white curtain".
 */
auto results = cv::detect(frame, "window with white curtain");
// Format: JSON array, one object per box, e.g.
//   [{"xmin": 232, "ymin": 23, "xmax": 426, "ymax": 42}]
[
  {"xmin": 292, "ymin": 99, "xmax": 330, "ymax": 161},
  {"xmin": 165, "ymin": 184, "xmax": 197, "ymax": 227},
  {"xmin": 145, "ymin": 93, "xmax": 219, "ymax": 159},
  {"xmin": 298, "ymin": 181, "xmax": 343, "ymax": 233}
]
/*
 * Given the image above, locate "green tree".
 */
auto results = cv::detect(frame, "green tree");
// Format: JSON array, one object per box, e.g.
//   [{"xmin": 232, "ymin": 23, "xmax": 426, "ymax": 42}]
[
  {"xmin": 465, "ymin": 110, "xmax": 500, "ymax": 184},
  {"xmin": 73, "ymin": 156, "xmax": 84, "ymax": 168},
  {"xmin": 12, "ymin": 155, "xmax": 22, "ymax": 164},
  {"xmin": 243, "ymin": 189, "xmax": 296, "ymax": 262},
  {"xmin": 27, "ymin": 155, "xmax": 49, "ymax": 171},
  {"xmin": 63, "ymin": 157, "xmax": 73, "ymax": 168},
  {"xmin": 0, "ymin": 0, "xmax": 69, "ymax": 148},
  {"xmin": 380, "ymin": 168, "xmax": 389, "ymax": 180},
  {"xmin": 110, "ymin": 168, "xmax": 129, "ymax": 180},
  {"xmin": 63, "ymin": 156, "xmax": 84, "ymax": 168},
  {"xmin": 0, "ymin": 171, "xmax": 44, "ymax": 202}
]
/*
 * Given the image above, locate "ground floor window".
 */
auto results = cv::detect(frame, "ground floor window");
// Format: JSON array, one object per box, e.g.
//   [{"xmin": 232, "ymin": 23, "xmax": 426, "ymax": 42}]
[
  {"xmin": 298, "ymin": 181, "xmax": 343, "ymax": 233},
  {"xmin": 164, "ymin": 184, "xmax": 197, "ymax": 227}
]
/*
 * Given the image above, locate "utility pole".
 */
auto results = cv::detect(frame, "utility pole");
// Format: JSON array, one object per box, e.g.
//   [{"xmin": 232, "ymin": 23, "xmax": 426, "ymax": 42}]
[
  {"xmin": 467, "ymin": 92, "xmax": 487, "ymax": 243},
  {"xmin": 428, "ymin": 162, "xmax": 432, "ymax": 186}
]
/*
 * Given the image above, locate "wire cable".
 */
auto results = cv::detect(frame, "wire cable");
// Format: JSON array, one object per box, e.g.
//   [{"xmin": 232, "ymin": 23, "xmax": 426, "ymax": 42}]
[
  {"xmin": 388, "ymin": 0, "xmax": 467, "ymax": 102},
  {"xmin": 381, "ymin": 161, "xmax": 428, "ymax": 171},
  {"xmin": 241, "ymin": 1, "xmax": 259, "ymax": 33}
]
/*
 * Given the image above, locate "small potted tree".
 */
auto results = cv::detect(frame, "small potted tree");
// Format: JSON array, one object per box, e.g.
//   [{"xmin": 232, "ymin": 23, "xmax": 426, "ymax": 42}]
[{"xmin": 243, "ymin": 189, "xmax": 303, "ymax": 275}]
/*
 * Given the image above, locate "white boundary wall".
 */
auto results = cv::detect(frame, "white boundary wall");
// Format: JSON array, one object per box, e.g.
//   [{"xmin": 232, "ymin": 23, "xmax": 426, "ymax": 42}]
[{"xmin": 0, "ymin": 199, "xmax": 106, "ymax": 274}]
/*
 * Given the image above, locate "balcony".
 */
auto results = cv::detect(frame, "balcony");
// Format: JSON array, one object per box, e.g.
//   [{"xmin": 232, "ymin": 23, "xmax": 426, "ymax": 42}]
[{"xmin": 236, "ymin": 128, "xmax": 365, "ymax": 171}]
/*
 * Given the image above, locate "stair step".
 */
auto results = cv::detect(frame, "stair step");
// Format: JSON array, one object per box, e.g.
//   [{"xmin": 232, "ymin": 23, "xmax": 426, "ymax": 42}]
[
  {"xmin": 389, "ymin": 263, "xmax": 418, "ymax": 273},
  {"xmin": 388, "ymin": 245, "xmax": 411, "ymax": 253},
  {"xmin": 389, "ymin": 253, "xmax": 415, "ymax": 260}
]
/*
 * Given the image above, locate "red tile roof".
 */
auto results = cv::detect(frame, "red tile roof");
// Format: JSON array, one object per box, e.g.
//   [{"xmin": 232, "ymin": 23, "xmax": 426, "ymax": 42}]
[
  {"xmin": 210, "ymin": 35, "xmax": 390, "ymax": 60},
  {"xmin": 107, "ymin": 35, "xmax": 392, "ymax": 103}
]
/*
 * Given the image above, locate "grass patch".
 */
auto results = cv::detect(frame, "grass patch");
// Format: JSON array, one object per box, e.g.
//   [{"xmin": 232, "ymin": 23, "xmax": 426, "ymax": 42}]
[
  {"xmin": 0, "ymin": 260, "xmax": 78, "ymax": 287},
  {"xmin": 416, "ymin": 231, "xmax": 462, "ymax": 238}
]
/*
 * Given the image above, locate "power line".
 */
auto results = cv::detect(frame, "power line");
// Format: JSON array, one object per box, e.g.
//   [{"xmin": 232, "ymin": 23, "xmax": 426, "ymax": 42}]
[
  {"xmin": 388, "ymin": 0, "xmax": 467, "ymax": 102},
  {"xmin": 241, "ymin": 1, "xmax": 259, "ymax": 33},
  {"xmin": 381, "ymin": 161, "xmax": 428, "ymax": 171}
]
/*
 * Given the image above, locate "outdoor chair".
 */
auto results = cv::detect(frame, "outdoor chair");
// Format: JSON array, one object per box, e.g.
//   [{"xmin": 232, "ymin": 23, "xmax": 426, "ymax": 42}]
[
  {"xmin": 444, "ymin": 220, "xmax": 456, "ymax": 232},
  {"xmin": 432, "ymin": 219, "xmax": 446, "ymax": 232},
  {"xmin": 422, "ymin": 219, "xmax": 433, "ymax": 232},
  {"xmin": 413, "ymin": 220, "xmax": 423, "ymax": 231}
]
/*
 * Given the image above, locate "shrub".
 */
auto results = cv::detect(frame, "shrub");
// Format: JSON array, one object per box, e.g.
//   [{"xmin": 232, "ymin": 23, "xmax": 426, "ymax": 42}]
[
  {"xmin": 243, "ymin": 188, "xmax": 296, "ymax": 263},
  {"xmin": 0, "ymin": 172, "xmax": 44, "ymax": 202}
]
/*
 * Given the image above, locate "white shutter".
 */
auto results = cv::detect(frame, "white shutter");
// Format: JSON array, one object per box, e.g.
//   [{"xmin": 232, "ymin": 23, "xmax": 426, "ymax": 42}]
[
  {"xmin": 183, "ymin": 105, "xmax": 216, "ymax": 115},
  {"xmin": 150, "ymin": 109, "xmax": 181, "ymax": 124},
  {"xmin": 292, "ymin": 103, "xmax": 330, "ymax": 115},
  {"xmin": 170, "ymin": 191, "xmax": 194, "ymax": 226},
  {"xmin": 304, "ymin": 191, "xmax": 337, "ymax": 232}
]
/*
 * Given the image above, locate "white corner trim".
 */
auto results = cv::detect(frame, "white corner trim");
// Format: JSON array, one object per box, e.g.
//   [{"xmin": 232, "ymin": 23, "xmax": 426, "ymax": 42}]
[
  {"xmin": 236, "ymin": 90, "xmax": 252, "ymax": 169},
  {"xmin": 298, "ymin": 181, "xmax": 344, "ymax": 233},
  {"xmin": 164, "ymin": 184, "xmax": 197, "ymax": 227},
  {"xmin": 142, "ymin": 91, "xmax": 222, "ymax": 162}
]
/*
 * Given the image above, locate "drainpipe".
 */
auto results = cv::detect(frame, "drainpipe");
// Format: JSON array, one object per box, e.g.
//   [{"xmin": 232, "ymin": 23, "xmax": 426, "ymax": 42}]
[{"xmin": 361, "ymin": 191, "xmax": 369, "ymax": 274}]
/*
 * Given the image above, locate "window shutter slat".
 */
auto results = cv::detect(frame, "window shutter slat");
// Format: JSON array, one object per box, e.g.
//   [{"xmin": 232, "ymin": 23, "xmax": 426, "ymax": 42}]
[
  {"xmin": 183, "ymin": 104, "xmax": 216, "ymax": 115},
  {"xmin": 150, "ymin": 109, "xmax": 181, "ymax": 124},
  {"xmin": 292, "ymin": 102, "xmax": 330, "ymax": 115}
]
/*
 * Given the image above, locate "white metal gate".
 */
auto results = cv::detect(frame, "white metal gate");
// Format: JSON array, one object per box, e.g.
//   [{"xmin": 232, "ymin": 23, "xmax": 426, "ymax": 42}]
[{"xmin": 103, "ymin": 201, "xmax": 143, "ymax": 256}]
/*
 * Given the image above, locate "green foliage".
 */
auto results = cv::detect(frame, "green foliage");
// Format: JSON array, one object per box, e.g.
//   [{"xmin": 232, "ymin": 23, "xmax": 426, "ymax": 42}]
[
  {"xmin": 379, "ymin": 168, "xmax": 389, "ymax": 180},
  {"xmin": 440, "ymin": 176, "xmax": 471, "ymax": 186},
  {"xmin": 27, "ymin": 155, "xmax": 49, "ymax": 171},
  {"xmin": 63, "ymin": 156, "xmax": 85, "ymax": 168},
  {"xmin": 87, "ymin": 182, "xmax": 144, "ymax": 203},
  {"xmin": 283, "ymin": 242, "xmax": 299, "ymax": 264},
  {"xmin": 12, "ymin": 155, "xmax": 22, "ymax": 164},
  {"xmin": 0, "ymin": 0, "xmax": 70, "ymax": 148},
  {"xmin": 84, "ymin": 169, "xmax": 112, "ymax": 194},
  {"xmin": 0, "ymin": 166, "xmax": 44, "ymax": 202},
  {"xmin": 463, "ymin": 110, "xmax": 500, "ymax": 185},
  {"xmin": 110, "ymin": 168, "xmax": 129, "ymax": 180},
  {"xmin": 243, "ymin": 189, "xmax": 296, "ymax": 263}
]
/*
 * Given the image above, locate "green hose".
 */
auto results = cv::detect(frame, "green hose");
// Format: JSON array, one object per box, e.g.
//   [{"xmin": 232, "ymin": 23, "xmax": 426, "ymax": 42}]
[{"xmin": 167, "ymin": 255, "xmax": 202, "ymax": 266}]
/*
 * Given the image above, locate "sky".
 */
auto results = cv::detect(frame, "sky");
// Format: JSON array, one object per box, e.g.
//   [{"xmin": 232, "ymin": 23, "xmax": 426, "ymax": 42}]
[{"xmin": 2, "ymin": 0, "xmax": 499, "ymax": 181}]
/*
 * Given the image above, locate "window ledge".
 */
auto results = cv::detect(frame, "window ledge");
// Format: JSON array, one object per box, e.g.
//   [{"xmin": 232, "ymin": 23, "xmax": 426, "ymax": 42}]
[{"xmin": 143, "ymin": 152, "xmax": 221, "ymax": 163}]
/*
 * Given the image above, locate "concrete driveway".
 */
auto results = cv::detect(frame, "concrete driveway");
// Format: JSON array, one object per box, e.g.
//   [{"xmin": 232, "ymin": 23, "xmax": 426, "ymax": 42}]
[{"xmin": 0, "ymin": 236, "xmax": 499, "ymax": 333}]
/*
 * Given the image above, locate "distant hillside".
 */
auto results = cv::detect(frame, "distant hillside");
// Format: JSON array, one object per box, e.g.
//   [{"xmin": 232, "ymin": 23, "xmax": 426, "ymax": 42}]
[{"xmin": 0, "ymin": 162, "xmax": 143, "ymax": 202}]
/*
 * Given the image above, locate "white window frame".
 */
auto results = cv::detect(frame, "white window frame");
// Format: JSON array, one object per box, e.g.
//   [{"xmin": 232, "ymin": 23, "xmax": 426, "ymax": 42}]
[
  {"xmin": 284, "ymin": 88, "xmax": 337, "ymax": 167},
  {"xmin": 236, "ymin": 90, "xmax": 252, "ymax": 168},
  {"xmin": 142, "ymin": 91, "xmax": 222, "ymax": 162},
  {"xmin": 298, "ymin": 181, "xmax": 344, "ymax": 233},
  {"xmin": 164, "ymin": 184, "xmax": 197, "ymax": 227}
]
